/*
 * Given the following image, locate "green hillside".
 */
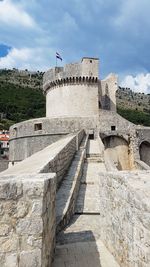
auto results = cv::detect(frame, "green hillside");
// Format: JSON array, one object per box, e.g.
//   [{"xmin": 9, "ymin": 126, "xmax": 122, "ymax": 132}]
[
  {"xmin": 116, "ymin": 87, "xmax": 150, "ymax": 126},
  {"xmin": 117, "ymin": 107, "xmax": 150, "ymax": 126},
  {"xmin": 0, "ymin": 80, "xmax": 45, "ymax": 129},
  {"xmin": 0, "ymin": 69, "xmax": 150, "ymax": 129}
]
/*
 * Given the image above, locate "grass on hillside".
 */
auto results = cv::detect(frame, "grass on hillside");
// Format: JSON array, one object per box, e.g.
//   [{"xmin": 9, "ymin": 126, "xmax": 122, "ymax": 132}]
[
  {"xmin": 0, "ymin": 81, "xmax": 46, "ymax": 129},
  {"xmin": 117, "ymin": 107, "xmax": 150, "ymax": 126}
]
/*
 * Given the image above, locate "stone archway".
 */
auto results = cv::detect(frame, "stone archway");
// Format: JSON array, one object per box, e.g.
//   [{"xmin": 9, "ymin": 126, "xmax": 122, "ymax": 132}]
[
  {"xmin": 102, "ymin": 135, "xmax": 131, "ymax": 170},
  {"xmin": 139, "ymin": 141, "xmax": 150, "ymax": 166}
]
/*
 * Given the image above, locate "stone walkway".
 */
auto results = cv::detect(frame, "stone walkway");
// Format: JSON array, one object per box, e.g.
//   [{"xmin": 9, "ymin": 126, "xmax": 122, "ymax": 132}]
[
  {"xmin": 75, "ymin": 161, "xmax": 106, "ymax": 214},
  {"xmin": 53, "ymin": 240, "xmax": 120, "ymax": 267},
  {"xmin": 52, "ymin": 140, "xmax": 120, "ymax": 267}
]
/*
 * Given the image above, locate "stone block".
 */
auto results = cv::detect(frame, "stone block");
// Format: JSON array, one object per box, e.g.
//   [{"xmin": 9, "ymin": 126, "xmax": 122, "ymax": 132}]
[
  {"xmin": 0, "ymin": 181, "xmax": 22, "ymax": 200},
  {"xmin": 0, "ymin": 173, "xmax": 56, "ymax": 267},
  {"xmin": 4, "ymin": 253, "xmax": 18, "ymax": 267},
  {"xmin": 19, "ymin": 249, "xmax": 41, "ymax": 267}
]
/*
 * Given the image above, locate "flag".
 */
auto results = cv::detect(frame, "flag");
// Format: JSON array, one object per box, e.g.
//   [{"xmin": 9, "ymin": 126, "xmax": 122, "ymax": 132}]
[{"xmin": 56, "ymin": 52, "xmax": 62, "ymax": 61}]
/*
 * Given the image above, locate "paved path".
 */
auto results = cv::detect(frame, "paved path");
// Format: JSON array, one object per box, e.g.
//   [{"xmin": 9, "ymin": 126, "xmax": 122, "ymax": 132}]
[
  {"xmin": 53, "ymin": 240, "xmax": 120, "ymax": 267},
  {"xmin": 75, "ymin": 162, "xmax": 106, "ymax": 214},
  {"xmin": 52, "ymin": 140, "xmax": 120, "ymax": 267}
]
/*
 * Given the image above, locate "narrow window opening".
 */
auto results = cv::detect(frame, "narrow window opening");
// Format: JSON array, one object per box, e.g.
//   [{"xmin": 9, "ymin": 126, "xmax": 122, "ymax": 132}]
[
  {"xmin": 34, "ymin": 123, "xmax": 42, "ymax": 131},
  {"xmin": 111, "ymin": 126, "xmax": 116, "ymax": 131},
  {"xmin": 89, "ymin": 133, "xmax": 94, "ymax": 140},
  {"xmin": 98, "ymin": 101, "xmax": 101, "ymax": 109},
  {"xmin": 90, "ymin": 60, "xmax": 92, "ymax": 63}
]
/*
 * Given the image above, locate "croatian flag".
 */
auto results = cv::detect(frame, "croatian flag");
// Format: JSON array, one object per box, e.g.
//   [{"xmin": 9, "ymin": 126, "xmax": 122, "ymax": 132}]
[{"xmin": 56, "ymin": 52, "xmax": 62, "ymax": 61}]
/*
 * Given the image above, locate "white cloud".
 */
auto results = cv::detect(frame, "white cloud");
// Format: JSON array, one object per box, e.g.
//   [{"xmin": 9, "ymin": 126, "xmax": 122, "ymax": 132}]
[
  {"xmin": 121, "ymin": 73, "xmax": 150, "ymax": 94},
  {"xmin": 0, "ymin": 0, "xmax": 36, "ymax": 28},
  {"xmin": 0, "ymin": 47, "xmax": 55, "ymax": 71}
]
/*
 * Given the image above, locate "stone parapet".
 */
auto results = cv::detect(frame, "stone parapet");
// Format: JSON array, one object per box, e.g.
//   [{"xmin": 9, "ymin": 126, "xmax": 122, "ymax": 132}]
[
  {"xmin": 99, "ymin": 171, "xmax": 150, "ymax": 267},
  {"xmin": 43, "ymin": 57, "xmax": 99, "ymax": 93},
  {"xmin": 2, "ymin": 130, "xmax": 85, "ymax": 187},
  {"xmin": 0, "ymin": 173, "xmax": 56, "ymax": 267},
  {"xmin": 43, "ymin": 76, "xmax": 98, "ymax": 94},
  {"xmin": 9, "ymin": 118, "xmax": 96, "ymax": 162}
]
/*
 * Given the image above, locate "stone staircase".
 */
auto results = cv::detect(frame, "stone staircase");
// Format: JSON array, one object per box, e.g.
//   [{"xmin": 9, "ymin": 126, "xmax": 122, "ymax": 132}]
[
  {"xmin": 52, "ymin": 138, "xmax": 120, "ymax": 267},
  {"xmin": 75, "ymin": 139, "xmax": 106, "ymax": 215}
]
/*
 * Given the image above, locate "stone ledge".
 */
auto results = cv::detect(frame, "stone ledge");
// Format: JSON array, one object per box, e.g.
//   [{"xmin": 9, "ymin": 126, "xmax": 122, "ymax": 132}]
[
  {"xmin": 56, "ymin": 135, "xmax": 88, "ymax": 233},
  {"xmin": 0, "ymin": 173, "xmax": 56, "ymax": 267}
]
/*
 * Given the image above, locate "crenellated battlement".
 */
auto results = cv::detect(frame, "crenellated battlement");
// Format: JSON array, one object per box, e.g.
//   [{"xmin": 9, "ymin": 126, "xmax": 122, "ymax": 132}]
[
  {"xmin": 43, "ymin": 57, "xmax": 99, "ymax": 93},
  {"xmin": 43, "ymin": 76, "xmax": 98, "ymax": 93}
]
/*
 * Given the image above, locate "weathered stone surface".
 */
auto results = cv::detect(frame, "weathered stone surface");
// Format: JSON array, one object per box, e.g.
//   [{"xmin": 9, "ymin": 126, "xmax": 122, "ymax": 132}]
[
  {"xmin": 0, "ymin": 235, "xmax": 18, "ymax": 253},
  {"xmin": 5, "ymin": 253, "xmax": 18, "ymax": 267},
  {"xmin": 19, "ymin": 249, "xmax": 41, "ymax": 267},
  {"xmin": 16, "ymin": 218, "xmax": 43, "ymax": 235},
  {"xmin": 0, "ymin": 173, "xmax": 56, "ymax": 267},
  {"xmin": 99, "ymin": 171, "xmax": 150, "ymax": 267},
  {"xmin": 0, "ymin": 224, "xmax": 10, "ymax": 236},
  {"xmin": 15, "ymin": 201, "xmax": 29, "ymax": 218},
  {"xmin": 0, "ymin": 181, "xmax": 22, "ymax": 200}
]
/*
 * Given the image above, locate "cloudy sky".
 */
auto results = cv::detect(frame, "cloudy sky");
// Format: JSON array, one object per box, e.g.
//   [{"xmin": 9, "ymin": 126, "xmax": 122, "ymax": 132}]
[{"xmin": 0, "ymin": 0, "xmax": 150, "ymax": 93}]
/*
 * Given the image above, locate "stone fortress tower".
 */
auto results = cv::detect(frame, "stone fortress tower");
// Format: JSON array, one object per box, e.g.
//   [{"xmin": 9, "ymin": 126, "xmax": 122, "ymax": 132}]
[
  {"xmin": 43, "ymin": 57, "xmax": 117, "ymax": 118},
  {"xmin": 8, "ymin": 57, "xmax": 150, "ymax": 169},
  {"xmin": 1, "ymin": 57, "xmax": 150, "ymax": 267}
]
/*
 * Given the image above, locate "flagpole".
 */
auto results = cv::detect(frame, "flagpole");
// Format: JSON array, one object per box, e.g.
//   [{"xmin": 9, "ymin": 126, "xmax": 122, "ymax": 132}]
[{"xmin": 56, "ymin": 56, "xmax": 57, "ymax": 67}]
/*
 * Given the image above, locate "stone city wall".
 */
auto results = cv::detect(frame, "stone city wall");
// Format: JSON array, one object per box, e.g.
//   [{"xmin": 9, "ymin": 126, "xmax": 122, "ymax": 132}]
[
  {"xmin": 101, "ymin": 73, "xmax": 118, "ymax": 112},
  {"xmin": 99, "ymin": 110, "xmax": 135, "ymax": 133},
  {"xmin": 9, "ymin": 118, "xmax": 95, "ymax": 162},
  {"xmin": 3, "ymin": 130, "xmax": 85, "ymax": 187},
  {"xmin": 99, "ymin": 171, "xmax": 150, "ymax": 267},
  {"xmin": 0, "ymin": 130, "xmax": 85, "ymax": 266},
  {"xmin": 9, "ymin": 134, "xmax": 66, "ymax": 162},
  {"xmin": 0, "ymin": 173, "xmax": 56, "ymax": 267}
]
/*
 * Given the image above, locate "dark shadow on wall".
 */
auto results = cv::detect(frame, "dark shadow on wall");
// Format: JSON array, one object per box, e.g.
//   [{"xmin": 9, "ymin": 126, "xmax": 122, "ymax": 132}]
[
  {"xmin": 98, "ymin": 80, "xmax": 116, "ymax": 112},
  {"xmin": 102, "ymin": 135, "xmax": 131, "ymax": 170},
  {"xmin": 101, "ymin": 95, "xmax": 116, "ymax": 111},
  {"xmin": 139, "ymin": 141, "xmax": 150, "ymax": 166}
]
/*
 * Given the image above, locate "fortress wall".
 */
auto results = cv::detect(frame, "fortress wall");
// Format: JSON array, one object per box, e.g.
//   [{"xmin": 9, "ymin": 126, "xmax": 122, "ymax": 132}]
[
  {"xmin": 0, "ymin": 130, "xmax": 85, "ymax": 266},
  {"xmin": 9, "ymin": 117, "xmax": 97, "ymax": 139},
  {"xmin": 9, "ymin": 118, "xmax": 96, "ymax": 162},
  {"xmin": 9, "ymin": 134, "xmax": 65, "ymax": 162},
  {"xmin": 0, "ymin": 173, "xmax": 56, "ymax": 267},
  {"xmin": 3, "ymin": 130, "xmax": 85, "ymax": 186},
  {"xmin": 46, "ymin": 83, "xmax": 99, "ymax": 118},
  {"xmin": 101, "ymin": 74, "xmax": 118, "ymax": 112},
  {"xmin": 99, "ymin": 110, "xmax": 136, "ymax": 133},
  {"xmin": 99, "ymin": 171, "xmax": 150, "ymax": 267}
]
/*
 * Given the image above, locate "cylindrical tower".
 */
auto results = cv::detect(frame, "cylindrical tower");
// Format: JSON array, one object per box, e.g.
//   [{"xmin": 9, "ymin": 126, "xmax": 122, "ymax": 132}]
[{"xmin": 43, "ymin": 57, "xmax": 100, "ymax": 118}]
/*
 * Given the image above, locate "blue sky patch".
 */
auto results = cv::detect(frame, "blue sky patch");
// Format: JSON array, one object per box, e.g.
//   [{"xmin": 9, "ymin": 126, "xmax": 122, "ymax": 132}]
[{"xmin": 0, "ymin": 44, "xmax": 11, "ymax": 58}]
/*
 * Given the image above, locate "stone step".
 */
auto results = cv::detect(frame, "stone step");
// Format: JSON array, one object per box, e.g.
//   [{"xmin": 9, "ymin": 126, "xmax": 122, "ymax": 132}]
[
  {"xmin": 85, "ymin": 157, "xmax": 103, "ymax": 163},
  {"xmin": 86, "ymin": 153, "xmax": 102, "ymax": 158}
]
